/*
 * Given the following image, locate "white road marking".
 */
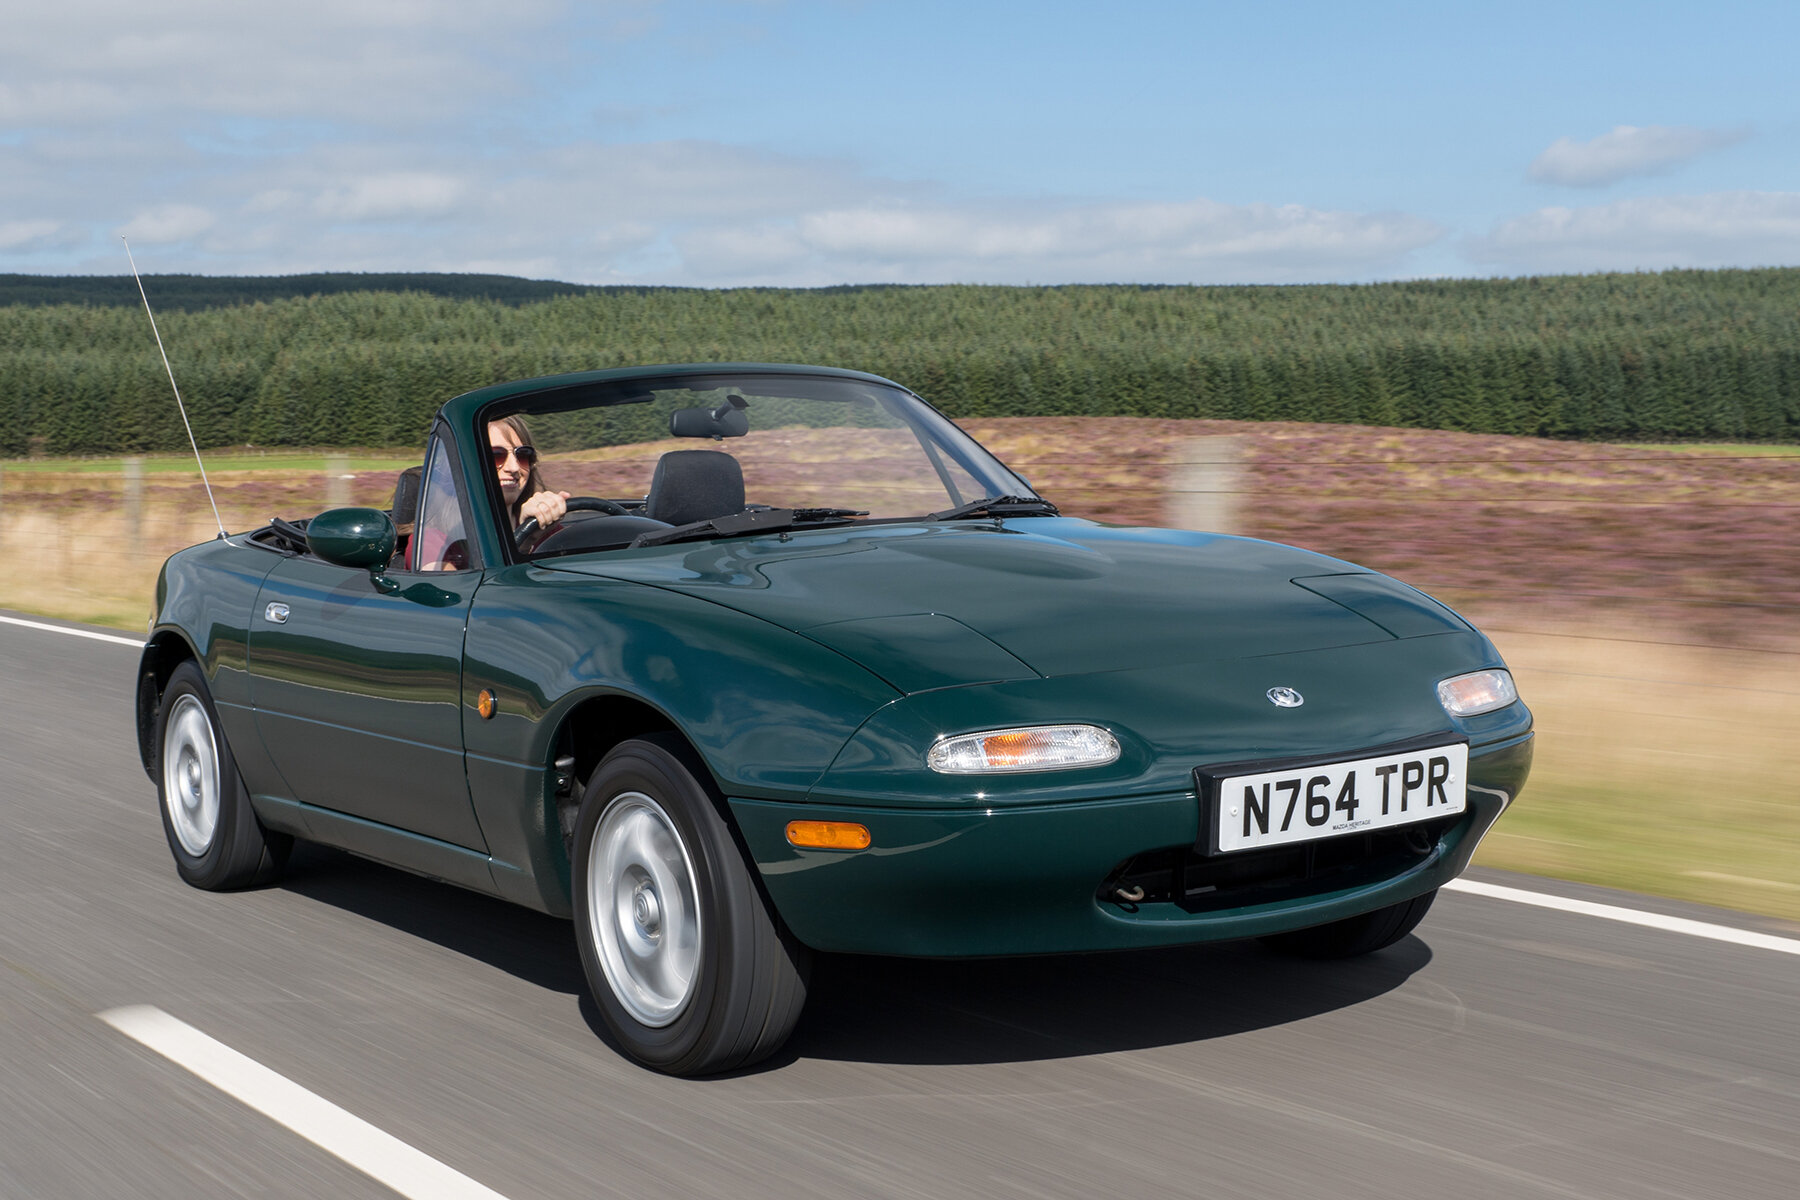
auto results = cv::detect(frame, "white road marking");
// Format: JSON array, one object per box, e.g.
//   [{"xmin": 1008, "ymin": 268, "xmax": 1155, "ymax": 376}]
[
  {"xmin": 0, "ymin": 613, "xmax": 144, "ymax": 648},
  {"xmin": 16, "ymin": 600, "xmax": 1782, "ymax": 966},
  {"xmin": 98, "ymin": 1006, "xmax": 512, "ymax": 1200},
  {"xmin": 1446, "ymin": 878, "xmax": 1800, "ymax": 957}
]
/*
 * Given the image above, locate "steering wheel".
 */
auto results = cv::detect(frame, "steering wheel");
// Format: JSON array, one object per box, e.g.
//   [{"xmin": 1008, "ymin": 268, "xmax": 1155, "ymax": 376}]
[{"xmin": 515, "ymin": 496, "xmax": 629, "ymax": 542}]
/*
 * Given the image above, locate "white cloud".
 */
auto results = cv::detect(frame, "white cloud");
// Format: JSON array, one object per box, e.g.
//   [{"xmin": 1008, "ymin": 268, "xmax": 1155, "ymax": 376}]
[
  {"xmin": 679, "ymin": 199, "xmax": 1443, "ymax": 286},
  {"xmin": 0, "ymin": 220, "xmax": 70, "ymax": 252},
  {"xmin": 0, "ymin": 3, "xmax": 1452, "ymax": 285},
  {"xmin": 1467, "ymin": 191, "xmax": 1800, "ymax": 274},
  {"xmin": 3, "ymin": 125, "xmax": 1452, "ymax": 284},
  {"xmin": 1528, "ymin": 125, "xmax": 1749, "ymax": 188},
  {"xmin": 455, "ymin": 256, "xmax": 569, "ymax": 279},
  {"xmin": 521, "ymin": 140, "xmax": 883, "ymax": 222},
  {"xmin": 118, "ymin": 204, "xmax": 216, "ymax": 244},
  {"xmin": 0, "ymin": 1, "xmax": 576, "ymax": 126},
  {"xmin": 313, "ymin": 173, "xmax": 467, "ymax": 221}
]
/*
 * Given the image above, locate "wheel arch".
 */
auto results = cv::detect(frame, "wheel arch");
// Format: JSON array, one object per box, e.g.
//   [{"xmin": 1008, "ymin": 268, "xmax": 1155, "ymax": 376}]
[
  {"xmin": 554, "ymin": 691, "xmax": 681, "ymax": 799},
  {"xmin": 541, "ymin": 691, "xmax": 769, "ymax": 911},
  {"xmin": 136, "ymin": 630, "xmax": 199, "ymax": 779}
]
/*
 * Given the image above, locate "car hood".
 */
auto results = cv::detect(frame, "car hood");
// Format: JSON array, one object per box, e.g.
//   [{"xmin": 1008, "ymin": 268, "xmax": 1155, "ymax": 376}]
[{"xmin": 546, "ymin": 519, "xmax": 1470, "ymax": 689}]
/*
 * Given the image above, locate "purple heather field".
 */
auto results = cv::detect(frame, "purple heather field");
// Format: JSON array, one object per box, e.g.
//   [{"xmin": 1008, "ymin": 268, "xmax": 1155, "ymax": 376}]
[{"xmin": 13, "ymin": 418, "xmax": 1795, "ymax": 651}]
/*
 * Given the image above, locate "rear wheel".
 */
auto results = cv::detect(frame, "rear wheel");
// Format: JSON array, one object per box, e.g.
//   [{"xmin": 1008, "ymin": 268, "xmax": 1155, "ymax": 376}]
[
  {"xmin": 572, "ymin": 736, "xmax": 809, "ymax": 1075},
  {"xmin": 1259, "ymin": 889, "xmax": 1437, "ymax": 959},
  {"xmin": 154, "ymin": 662, "xmax": 291, "ymax": 890}
]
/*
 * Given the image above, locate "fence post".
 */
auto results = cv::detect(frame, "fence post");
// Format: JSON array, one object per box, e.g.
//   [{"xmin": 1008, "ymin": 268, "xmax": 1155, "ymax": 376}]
[
  {"xmin": 326, "ymin": 454, "xmax": 351, "ymax": 509},
  {"xmin": 1167, "ymin": 436, "xmax": 1244, "ymax": 535},
  {"xmin": 124, "ymin": 456, "xmax": 144, "ymax": 544}
]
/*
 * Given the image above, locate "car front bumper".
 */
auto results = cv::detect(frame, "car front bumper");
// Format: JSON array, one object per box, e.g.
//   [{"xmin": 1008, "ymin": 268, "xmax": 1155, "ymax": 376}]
[{"xmin": 730, "ymin": 732, "xmax": 1532, "ymax": 956}]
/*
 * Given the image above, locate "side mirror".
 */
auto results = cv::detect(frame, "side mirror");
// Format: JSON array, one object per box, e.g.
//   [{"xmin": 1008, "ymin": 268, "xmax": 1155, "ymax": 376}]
[{"xmin": 307, "ymin": 507, "xmax": 400, "ymax": 592}]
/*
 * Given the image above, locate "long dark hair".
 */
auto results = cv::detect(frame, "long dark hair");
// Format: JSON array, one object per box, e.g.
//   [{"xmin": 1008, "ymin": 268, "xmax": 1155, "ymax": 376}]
[{"xmin": 492, "ymin": 414, "xmax": 549, "ymax": 522}]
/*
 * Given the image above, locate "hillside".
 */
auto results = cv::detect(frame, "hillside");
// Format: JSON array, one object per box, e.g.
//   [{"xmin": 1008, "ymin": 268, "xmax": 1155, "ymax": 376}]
[{"xmin": 3, "ymin": 268, "xmax": 1797, "ymax": 455}]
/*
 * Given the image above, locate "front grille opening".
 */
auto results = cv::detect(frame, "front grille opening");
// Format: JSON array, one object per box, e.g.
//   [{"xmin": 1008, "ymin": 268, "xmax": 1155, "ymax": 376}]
[{"xmin": 1098, "ymin": 817, "xmax": 1458, "ymax": 914}]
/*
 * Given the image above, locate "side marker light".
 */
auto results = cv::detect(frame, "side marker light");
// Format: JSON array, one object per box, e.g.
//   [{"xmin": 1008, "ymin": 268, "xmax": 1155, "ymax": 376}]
[{"xmin": 785, "ymin": 821, "xmax": 872, "ymax": 850}]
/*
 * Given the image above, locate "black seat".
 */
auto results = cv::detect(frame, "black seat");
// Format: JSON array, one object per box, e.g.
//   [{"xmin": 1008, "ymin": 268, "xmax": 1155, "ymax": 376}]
[
  {"xmin": 644, "ymin": 450, "xmax": 745, "ymax": 526},
  {"xmin": 387, "ymin": 465, "xmax": 423, "ymax": 564},
  {"xmin": 389, "ymin": 465, "xmax": 423, "ymax": 534}
]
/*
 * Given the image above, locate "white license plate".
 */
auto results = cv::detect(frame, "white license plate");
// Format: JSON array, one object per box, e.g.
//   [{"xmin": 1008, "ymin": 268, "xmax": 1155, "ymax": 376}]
[{"xmin": 1211, "ymin": 742, "xmax": 1468, "ymax": 854}]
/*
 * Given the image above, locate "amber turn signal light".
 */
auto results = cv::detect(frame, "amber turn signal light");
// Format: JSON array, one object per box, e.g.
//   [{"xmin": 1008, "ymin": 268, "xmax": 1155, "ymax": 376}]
[
  {"xmin": 476, "ymin": 689, "xmax": 497, "ymax": 719},
  {"xmin": 785, "ymin": 820, "xmax": 871, "ymax": 850}
]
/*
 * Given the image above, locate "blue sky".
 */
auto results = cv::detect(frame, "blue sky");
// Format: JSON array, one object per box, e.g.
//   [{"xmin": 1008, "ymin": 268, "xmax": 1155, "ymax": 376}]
[{"xmin": 3, "ymin": 0, "xmax": 1796, "ymax": 285}]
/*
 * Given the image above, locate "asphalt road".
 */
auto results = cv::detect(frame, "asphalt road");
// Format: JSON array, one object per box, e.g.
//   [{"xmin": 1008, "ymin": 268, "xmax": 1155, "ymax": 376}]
[{"xmin": 3, "ymin": 612, "xmax": 1796, "ymax": 1200}]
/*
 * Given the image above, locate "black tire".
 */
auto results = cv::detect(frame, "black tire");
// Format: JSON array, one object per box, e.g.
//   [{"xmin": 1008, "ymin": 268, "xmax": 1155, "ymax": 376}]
[
  {"xmin": 1259, "ymin": 889, "xmax": 1437, "ymax": 959},
  {"xmin": 153, "ymin": 662, "xmax": 291, "ymax": 890},
  {"xmin": 572, "ymin": 735, "xmax": 810, "ymax": 1076}
]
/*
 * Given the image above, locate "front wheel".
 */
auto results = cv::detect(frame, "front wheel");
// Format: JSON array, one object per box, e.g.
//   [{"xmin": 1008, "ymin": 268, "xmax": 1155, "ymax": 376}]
[
  {"xmin": 154, "ymin": 662, "xmax": 291, "ymax": 890},
  {"xmin": 1259, "ymin": 889, "xmax": 1437, "ymax": 959},
  {"xmin": 572, "ymin": 736, "xmax": 809, "ymax": 1075}
]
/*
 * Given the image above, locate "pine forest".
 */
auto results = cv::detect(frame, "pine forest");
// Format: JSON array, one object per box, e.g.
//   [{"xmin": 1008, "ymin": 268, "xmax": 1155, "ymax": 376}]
[{"xmin": 2, "ymin": 267, "xmax": 1796, "ymax": 456}]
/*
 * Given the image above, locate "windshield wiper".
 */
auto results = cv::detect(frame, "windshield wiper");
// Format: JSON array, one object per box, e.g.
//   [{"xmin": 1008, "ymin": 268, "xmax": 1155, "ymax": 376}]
[
  {"xmin": 631, "ymin": 507, "xmax": 867, "ymax": 549},
  {"xmin": 925, "ymin": 495, "xmax": 1060, "ymax": 521}
]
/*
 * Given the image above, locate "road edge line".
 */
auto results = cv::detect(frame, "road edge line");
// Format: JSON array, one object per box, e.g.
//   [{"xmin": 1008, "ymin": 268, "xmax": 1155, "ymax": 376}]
[
  {"xmin": 97, "ymin": 1006, "xmax": 512, "ymax": 1200},
  {"xmin": 1444, "ymin": 878, "xmax": 1800, "ymax": 957},
  {"xmin": 0, "ymin": 613, "xmax": 143, "ymax": 648}
]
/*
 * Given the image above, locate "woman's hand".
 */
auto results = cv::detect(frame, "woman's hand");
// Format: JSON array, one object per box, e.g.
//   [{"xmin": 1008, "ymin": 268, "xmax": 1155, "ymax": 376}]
[{"xmin": 519, "ymin": 490, "xmax": 570, "ymax": 528}]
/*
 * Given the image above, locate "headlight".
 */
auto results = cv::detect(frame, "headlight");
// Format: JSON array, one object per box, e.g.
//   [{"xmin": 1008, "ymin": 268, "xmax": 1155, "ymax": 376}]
[
  {"xmin": 927, "ymin": 724, "xmax": 1121, "ymax": 774},
  {"xmin": 1437, "ymin": 669, "xmax": 1518, "ymax": 717}
]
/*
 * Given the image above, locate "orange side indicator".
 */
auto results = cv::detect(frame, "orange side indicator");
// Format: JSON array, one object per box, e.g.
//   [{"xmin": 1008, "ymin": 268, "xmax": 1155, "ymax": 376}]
[
  {"xmin": 785, "ymin": 820, "xmax": 872, "ymax": 850},
  {"xmin": 476, "ymin": 689, "xmax": 497, "ymax": 719},
  {"xmin": 978, "ymin": 731, "xmax": 1039, "ymax": 767}
]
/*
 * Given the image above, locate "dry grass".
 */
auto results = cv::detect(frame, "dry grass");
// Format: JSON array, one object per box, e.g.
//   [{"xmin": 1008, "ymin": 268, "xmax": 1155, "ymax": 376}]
[
  {"xmin": 1476, "ymin": 628, "xmax": 1800, "ymax": 923},
  {"xmin": 5, "ymin": 423, "xmax": 1797, "ymax": 920},
  {"xmin": 0, "ymin": 455, "xmax": 404, "ymax": 628}
]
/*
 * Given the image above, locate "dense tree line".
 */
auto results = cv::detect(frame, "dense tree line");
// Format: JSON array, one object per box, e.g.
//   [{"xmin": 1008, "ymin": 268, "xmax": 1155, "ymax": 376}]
[
  {"xmin": 1, "ymin": 268, "xmax": 1796, "ymax": 456},
  {"xmin": 0, "ymin": 272, "xmax": 634, "ymax": 311}
]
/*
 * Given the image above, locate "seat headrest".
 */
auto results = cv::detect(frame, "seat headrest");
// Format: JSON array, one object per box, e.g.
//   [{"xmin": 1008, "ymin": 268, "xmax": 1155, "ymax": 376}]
[
  {"xmin": 390, "ymin": 465, "xmax": 423, "ymax": 531},
  {"xmin": 644, "ymin": 450, "xmax": 746, "ymax": 527}
]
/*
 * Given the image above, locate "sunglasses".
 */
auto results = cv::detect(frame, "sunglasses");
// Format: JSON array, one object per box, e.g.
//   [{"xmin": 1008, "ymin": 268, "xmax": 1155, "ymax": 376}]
[{"xmin": 490, "ymin": 443, "xmax": 539, "ymax": 468}]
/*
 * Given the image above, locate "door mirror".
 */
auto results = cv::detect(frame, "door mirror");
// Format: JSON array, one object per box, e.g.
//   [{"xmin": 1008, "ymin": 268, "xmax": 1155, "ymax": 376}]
[{"xmin": 307, "ymin": 508, "xmax": 400, "ymax": 591}]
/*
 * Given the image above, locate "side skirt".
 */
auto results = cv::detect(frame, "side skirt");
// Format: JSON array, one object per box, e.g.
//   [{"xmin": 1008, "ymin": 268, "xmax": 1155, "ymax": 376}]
[{"xmin": 251, "ymin": 795, "xmax": 510, "ymax": 901}]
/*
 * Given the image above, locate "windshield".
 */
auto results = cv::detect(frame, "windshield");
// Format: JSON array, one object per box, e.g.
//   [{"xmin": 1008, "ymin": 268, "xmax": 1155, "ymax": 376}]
[{"xmin": 480, "ymin": 372, "xmax": 1039, "ymax": 559}]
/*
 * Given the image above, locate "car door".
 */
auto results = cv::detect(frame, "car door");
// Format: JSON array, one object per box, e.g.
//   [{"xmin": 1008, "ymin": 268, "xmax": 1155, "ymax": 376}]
[{"xmin": 246, "ymin": 435, "xmax": 488, "ymax": 850}]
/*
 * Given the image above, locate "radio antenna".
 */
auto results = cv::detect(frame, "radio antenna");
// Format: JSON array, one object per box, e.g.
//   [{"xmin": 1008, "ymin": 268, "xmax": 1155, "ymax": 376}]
[{"xmin": 124, "ymin": 237, "xmax": 226, "ymax": 539}]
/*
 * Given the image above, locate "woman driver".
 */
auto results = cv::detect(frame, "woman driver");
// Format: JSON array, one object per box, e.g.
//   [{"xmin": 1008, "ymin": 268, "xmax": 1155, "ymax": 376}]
[{"xmin": 489, "ymin": 415, "xmax": 568, "ymax": 532}]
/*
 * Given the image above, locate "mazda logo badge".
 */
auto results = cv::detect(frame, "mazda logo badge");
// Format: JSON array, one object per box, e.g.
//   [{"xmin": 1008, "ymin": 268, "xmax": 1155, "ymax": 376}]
[{"xmin": 1266, "ymin": 686, "xmax": 1304, "ymax": 708}]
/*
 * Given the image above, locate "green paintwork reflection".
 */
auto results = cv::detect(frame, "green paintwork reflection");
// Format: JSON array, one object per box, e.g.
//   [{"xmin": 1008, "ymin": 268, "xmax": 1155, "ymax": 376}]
[
  {"xmin": 818, "ymin": 630, "xmax": 1529, "ymax": 806},
  {"xmin": 247, "ymin": 555, "xmax": 488, "ymax": 850},
  {"xmin": 734, "ymin": 737, "xmax": 1532, "ymax": 956},
  {"xmin": 1293, "ymin": 573, "xmax": 1471, "ymax": 639},
  {"xmin": 803, "ymin": 614, "xmax": 1038, "ymax": 693},
  {"xmin": 143, "ymin": 534, "xmax": 283, "ymax": 774},
  {"xmin": 551, "ymin": 520, "xmax": 1400, "ymax": 679}
]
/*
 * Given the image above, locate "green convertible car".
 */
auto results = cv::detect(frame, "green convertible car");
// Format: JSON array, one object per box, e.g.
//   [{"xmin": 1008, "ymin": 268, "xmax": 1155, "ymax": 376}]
[{"xmin": 137, "ymin": 362, "xmax": 1533, "ymax": 1075}]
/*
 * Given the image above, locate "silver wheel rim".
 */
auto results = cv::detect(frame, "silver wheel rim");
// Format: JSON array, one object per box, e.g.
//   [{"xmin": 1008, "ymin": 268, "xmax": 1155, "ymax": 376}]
[
  {"xmin": 162, "ymin": 694, "xmax": 221, "ymax": 857},
  {"xmin": 587, "ymin": 791, "xmax": 702, "ymax": 1027}
]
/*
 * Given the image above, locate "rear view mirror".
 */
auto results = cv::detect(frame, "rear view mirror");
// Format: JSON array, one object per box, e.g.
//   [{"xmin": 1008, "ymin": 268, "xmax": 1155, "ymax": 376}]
[{"xmin": 669, "ymin": 395, "xmax": 749, "ymax": 439}]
